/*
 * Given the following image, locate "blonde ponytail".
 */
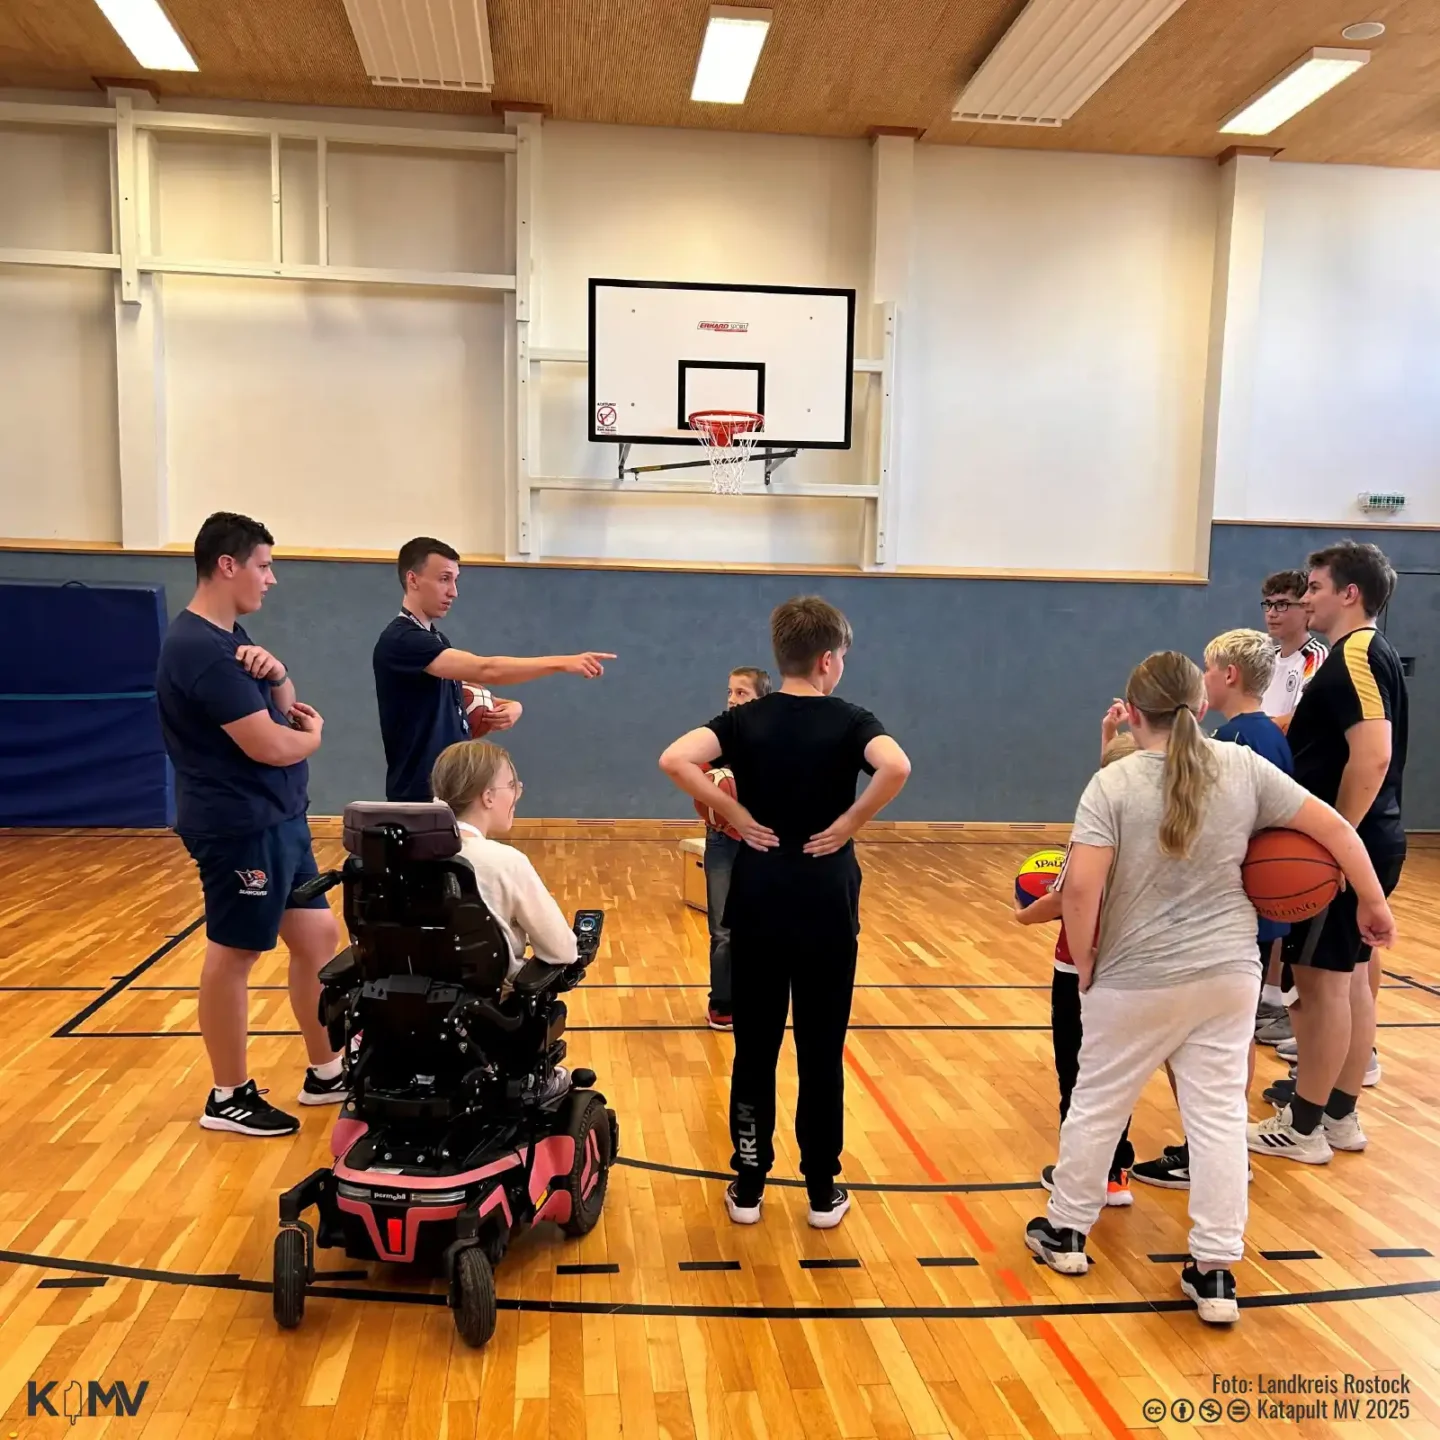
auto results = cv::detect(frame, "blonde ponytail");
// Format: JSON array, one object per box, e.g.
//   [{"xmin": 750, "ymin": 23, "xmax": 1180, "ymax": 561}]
[{"xmin": 1124, "ymin": 651, "xmax": 1216, "ymax": 859}]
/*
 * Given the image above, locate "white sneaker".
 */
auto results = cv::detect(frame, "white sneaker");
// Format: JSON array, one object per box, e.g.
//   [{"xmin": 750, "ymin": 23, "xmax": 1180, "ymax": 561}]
[
  {"xmin": 1275, "ymin": 1037, "xmax": 1298, "ymax": 1062},
  {"xmin": 1323, "ymin": 1110, "xmax": 1368, "ymax": 1152},
  {"xmin": 1247, "ymin": 1107, "xmax": 1333, "ymax": 1165},
  {"xmin": 1364, "ymin": 1051, "xmax": 1381, "ymax": 1087},
  {"xmin": 724, "ymin": 1182, "xmax": 763, "ymax": 1225},
  {"xmin": 806, "ymin": 1187, "xmax": 851, "ymax": 1229}
]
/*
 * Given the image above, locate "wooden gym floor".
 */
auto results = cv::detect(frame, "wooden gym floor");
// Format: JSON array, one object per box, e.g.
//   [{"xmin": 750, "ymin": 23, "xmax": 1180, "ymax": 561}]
[{"xmin": 1, "ymin": 831, "xmax": 1439, "ymax": 1439}]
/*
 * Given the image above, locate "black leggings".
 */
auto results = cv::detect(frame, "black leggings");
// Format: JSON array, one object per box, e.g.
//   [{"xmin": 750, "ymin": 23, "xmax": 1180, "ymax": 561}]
[
  {"xmin": 1051, "ymin": 968, "xmax": 1134, "ymax": 1174},
  {"xmin": 728, "ymin": 927, "xmax": 857, "ymax": 1206}
]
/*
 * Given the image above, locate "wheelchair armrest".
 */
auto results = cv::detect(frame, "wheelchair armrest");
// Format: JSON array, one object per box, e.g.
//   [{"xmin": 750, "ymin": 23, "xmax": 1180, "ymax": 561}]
[{"xmin": 510, "ymin": 957, "xmax": 569, "ymax": 997}]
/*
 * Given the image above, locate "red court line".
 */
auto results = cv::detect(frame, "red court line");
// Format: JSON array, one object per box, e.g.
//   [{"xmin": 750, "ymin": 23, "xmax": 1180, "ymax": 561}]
[{"xmin": 844, "ymin": 1044, "xmax": 1132, "ymax": 1440}]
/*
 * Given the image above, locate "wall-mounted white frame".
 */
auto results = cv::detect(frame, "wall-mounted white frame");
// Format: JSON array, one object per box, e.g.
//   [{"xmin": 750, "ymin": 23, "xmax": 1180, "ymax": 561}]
[
  {"xmin": 0, "ymin": 93, "xmax": 518, "ymax": 548},
  {"xmin": 0, "ymin": 98, "xmax": 517, "ymax": 294}
]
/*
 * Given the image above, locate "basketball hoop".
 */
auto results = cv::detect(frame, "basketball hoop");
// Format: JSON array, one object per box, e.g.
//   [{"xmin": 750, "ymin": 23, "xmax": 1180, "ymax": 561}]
[{"xmin": 688, "ymin": 410, "xmax": 764, "ymax": 496}]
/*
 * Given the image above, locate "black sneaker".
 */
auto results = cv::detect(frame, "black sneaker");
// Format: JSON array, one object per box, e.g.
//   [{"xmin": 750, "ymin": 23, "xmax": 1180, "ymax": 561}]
[
  {"xmin": 200, "ymin": 1081, "xmax": 299, "ymax": 1136},
  {"xmin": 1262, "ymin": 1075, "xmax": 1296, "ymax": 1109},
  {"xmin": 1025, "ymin": 1217, "xmax": 1088, "ymax": 1275},
  {"xmin": 1180, "ymin": 1262, "xmax": 1239, "ymax": 1324},
  {"xmin": 298, "ymin": 1066, "xmax": 349, "ymax": 1106},
  {"xmin": 806, "ymin": 1186, "xmax": 851, "ymax": 1230},
  {"xmin": 1132, "ymin": 1141, "xmax": 1190, "ymax": 1190}
]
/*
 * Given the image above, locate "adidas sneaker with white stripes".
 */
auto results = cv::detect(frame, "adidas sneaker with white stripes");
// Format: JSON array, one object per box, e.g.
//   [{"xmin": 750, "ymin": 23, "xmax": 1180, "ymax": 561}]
[
  {"xmin": 200, "ymin": 1080, "xmax": 301, "ymax": 1136},
  {"xmin": 1246, "ymin": 1106, "xmax": 1332, "ymax": 1165}
]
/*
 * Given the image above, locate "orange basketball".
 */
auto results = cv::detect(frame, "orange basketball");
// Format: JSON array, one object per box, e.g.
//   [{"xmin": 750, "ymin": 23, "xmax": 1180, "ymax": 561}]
[
  {"xmin": 462, "ymin": 684, "xmax": 501, "ymax": 738},
  {"xmin": 1242, "ymin": 828, "xmax": 1341, "ymax": 922},
  {"xmin": 694, "ymin": 766, "xmax": 741, "ymax": 840}
]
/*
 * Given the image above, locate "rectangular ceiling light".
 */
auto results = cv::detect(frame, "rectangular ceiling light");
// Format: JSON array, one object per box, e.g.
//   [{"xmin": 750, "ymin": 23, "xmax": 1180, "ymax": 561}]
[
  {"xmin": 1219, "ymin": 48, "xmax": 1370, "ymax": 135},
  {"xmin": 953, "ymin": 0, "xmax": 1190, "ymax": 126},
  {"xmin": 692, "ymin": 6, "xmax": 772, "ymax": 104},
  {"xmin": 92, "ymin": 0, "xmax": 197, "ymax": 72},
  {"xmin": 341, "ymin": 0, "xmax": 495, "ymax": 92}
]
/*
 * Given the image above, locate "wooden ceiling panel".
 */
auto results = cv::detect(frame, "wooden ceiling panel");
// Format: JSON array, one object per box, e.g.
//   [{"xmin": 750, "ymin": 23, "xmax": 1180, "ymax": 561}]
[{"xmin": 0, "ymin": 0, "xmax": 1436, "ymax": 167}]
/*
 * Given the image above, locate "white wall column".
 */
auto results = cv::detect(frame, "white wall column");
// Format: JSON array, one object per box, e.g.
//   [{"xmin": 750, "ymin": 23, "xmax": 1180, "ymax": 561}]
[
  {"xmin": 864, "ymin": 131, "xmax": 914, "ymax": 569},
  {"xmin": 109, "ymin": 88, "xmax": 170, "ymax": 550},
  {"xmin": 1195, "ymin": 147, "xmax": 1272, "ymax": 567},
  {"xmin": 504, "ymin": 109, "xmax": 542, "ymax": 560}
]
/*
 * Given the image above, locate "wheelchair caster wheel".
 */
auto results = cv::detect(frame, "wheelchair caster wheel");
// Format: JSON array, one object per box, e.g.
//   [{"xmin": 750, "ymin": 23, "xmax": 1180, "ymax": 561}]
[
  {"xmin": 273, "ymin": 1228, "xmax": 307, "ymax": 1330},
  {"xmin": 452, "ymin": 1247, "xmax": 497, "ymax": 1348}
]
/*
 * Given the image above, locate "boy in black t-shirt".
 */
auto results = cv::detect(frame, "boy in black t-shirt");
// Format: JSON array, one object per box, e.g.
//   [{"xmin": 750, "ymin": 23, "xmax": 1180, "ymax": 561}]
[
  {"xmin": 1248, "ymin": 541, "xmax": 1408, "ymax": 1166},
  {"xmin": 660, "ymin": 597, "xmax": 911, "ymax": 1229},
  {"xmin": 373, "ymin": 537, "xmax": 617, "ymax": 801}
]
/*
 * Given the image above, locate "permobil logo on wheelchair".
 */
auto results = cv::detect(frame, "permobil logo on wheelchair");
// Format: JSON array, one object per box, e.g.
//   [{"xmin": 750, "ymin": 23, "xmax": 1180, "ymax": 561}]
[{"xmin": 272, "ymin": 801, "xmax": 617, "ymax": 1349}]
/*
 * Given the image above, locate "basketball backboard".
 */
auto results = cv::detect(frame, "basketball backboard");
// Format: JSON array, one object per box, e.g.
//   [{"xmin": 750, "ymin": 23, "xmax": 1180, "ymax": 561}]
[{"xmin": 588, "ymin": 279, "xmax": 856, "ymax": 449}]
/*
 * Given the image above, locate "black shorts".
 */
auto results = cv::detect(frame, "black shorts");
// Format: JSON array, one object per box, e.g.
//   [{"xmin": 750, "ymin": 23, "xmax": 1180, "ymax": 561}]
[
  {"xmin": 182, "ymin": 814, "xmax": 327, "ymax": 953},
  {"xmin": 1282, "ymin": 853, "xmax": 1404, "ymax": 975}
]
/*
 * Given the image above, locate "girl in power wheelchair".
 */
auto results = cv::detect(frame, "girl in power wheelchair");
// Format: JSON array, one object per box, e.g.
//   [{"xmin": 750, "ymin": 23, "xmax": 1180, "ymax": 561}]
[{"xmin": 273, "ymin": 741, "xmax": 616, "ymax": 1348}]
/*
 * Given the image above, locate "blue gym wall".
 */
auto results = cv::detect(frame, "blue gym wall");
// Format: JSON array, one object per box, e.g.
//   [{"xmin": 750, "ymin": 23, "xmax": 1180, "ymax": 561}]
[{"xmin": 4, "ymin": 524, "xmax": 1436, "ymax": 826}]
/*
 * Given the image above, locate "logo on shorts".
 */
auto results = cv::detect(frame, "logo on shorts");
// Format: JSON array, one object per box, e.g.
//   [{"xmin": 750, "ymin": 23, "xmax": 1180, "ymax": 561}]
[{"xmin": 235, "ymin": 869, "xmax": 269, "ymax": 895}]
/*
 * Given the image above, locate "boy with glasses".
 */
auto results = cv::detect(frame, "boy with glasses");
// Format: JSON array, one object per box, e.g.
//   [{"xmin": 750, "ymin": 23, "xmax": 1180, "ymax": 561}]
[{"xmin": 1259, "ymin": 570, "xmax": 1328, "ymax": 727}]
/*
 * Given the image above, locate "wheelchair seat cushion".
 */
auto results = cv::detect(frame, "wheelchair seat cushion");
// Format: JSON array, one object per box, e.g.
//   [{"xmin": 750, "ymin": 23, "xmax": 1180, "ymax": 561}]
[{"xmin": 343, "ymin": 801, "xmax": 461, "ymax": 862}]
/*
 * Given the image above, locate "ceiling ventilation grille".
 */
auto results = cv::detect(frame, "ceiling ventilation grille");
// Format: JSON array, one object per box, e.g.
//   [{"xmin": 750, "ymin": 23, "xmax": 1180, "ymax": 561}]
[
  {"xmin": 341, "ymin": 0, "xmax": 495, "ymax": 92},
  {"xmin": 953, "ymin": 0, "xmax": 1190, "ymax": 127}
]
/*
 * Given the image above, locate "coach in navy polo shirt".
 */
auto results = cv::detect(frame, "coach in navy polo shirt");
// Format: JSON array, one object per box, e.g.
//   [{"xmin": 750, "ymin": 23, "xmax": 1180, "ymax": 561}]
[
  {"xmin": 373, "ymin": 537, "xmax": 616, "ymax": 802},
  {"xmin": 156, "ymin": 512, "xmax": 344, "ymax": 1139}
]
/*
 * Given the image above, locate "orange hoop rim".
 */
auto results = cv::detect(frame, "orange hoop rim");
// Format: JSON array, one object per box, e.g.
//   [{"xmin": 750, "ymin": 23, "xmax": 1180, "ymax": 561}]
[{"xmin": 687, "ymin": 410, "xmax": 764, "ymax": 448}]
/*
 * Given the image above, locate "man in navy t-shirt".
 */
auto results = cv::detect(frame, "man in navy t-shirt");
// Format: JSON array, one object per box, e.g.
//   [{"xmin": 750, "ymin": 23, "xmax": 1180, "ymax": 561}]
[
  {"xmin": 373, "ymin": 537, "xmax": 617, "ymax": 802},
  {"xmin": 156, "ymin": 512, "xmax": 343, "ymax": 1138}
]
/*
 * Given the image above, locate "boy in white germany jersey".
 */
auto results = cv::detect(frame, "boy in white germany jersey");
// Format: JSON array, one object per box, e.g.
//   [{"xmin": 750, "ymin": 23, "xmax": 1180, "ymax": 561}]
[{"xmin": 1260, "ymin": 569, "xmax": 1327, "ymax": 727}]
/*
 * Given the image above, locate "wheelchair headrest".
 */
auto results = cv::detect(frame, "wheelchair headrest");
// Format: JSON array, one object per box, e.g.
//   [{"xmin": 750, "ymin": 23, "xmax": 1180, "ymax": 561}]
[{"xmin": 342, "ymin": 801, "xmax": 462, "ymax": 865}]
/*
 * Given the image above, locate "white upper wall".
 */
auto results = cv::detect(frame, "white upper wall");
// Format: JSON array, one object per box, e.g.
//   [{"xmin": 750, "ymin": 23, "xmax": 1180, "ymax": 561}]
[
  {"xmin": 0, "ymin": 125, "xmax": 120, "ymax": 542},
  {"xmin": 900, "ymin": 147, "xmax": 1217, "ymax": 573},
  {"xmin": 1238, "ymin": 162, "xmax": 1440, "ymax": 525},
  {"xmin": 3, "ymin": 94, "xmax": 1439, "ymax": 566},
  {"xmin": 152, "ymin": 134, "xmax": 509, "ymax": 554}
]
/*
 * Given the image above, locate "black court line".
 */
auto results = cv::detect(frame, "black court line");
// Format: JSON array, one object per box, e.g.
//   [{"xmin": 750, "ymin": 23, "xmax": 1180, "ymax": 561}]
[
  {"xmin": 799, "ymin": 1258, "xmax": 861, "ymax": 1270},
  {"xmin": 679, "ymin": 1260, "xmax": 741, "ymax": 1273},
  {"xmin": 1261, "ymin": 1249, "xmax": 1323, "ymax": 1262},
  {"xmin": 1149, "ymin": 1254, "xmax": 1189, "ymax": 1264},
  {"xmin": 1384, "ymin": 970, "xmax": 1440, "ymax": 1000},
  {"xmin": 51, "ymin": 917, "xmax": 206, "ymax": 1039},
  {"xmin": 615, "ymin": 1155, "xmax": 1042, "ymax": 1194},
  {"xmin": 37, "ymin": 1276, "xmax": 107, "ymax": 1289},
  {"xmin": 1373, "ymin": 1248, "xmax": 1432, "ymax": 1258},
  {"xmin": 3, "ymin": 1246, "xmax": 1439, "ymax": 1321},
  {"xmin": 556, "ymin": 1263, "xmax": 620, "ymax": 1275},
  {"xmin": 918, "ymin": 1257, "xmax": 979, "ymax": 1268}
]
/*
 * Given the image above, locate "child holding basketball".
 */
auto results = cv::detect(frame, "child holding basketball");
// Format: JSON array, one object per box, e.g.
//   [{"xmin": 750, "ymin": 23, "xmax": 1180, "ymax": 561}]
[
  {"xmin": 1015, "ymin": 720, "xmax": 1138, "ymax": 1206},
  {"xmin": 660, "ymin": 598, "xmax": 911, "ymax": 1230},
  {"xmin": 1025, "ymin": 651, "xmax": 1393, "ymax": 1325},
  {"xmin": 701, "ymin": 667, "xmax": 772, "ymax": 1032}
]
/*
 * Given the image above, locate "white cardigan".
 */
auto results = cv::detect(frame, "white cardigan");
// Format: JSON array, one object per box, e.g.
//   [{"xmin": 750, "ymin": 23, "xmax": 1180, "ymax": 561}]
[{"xmin": 456, "ymin": 821, "xmax": 578, "ymax": 982}]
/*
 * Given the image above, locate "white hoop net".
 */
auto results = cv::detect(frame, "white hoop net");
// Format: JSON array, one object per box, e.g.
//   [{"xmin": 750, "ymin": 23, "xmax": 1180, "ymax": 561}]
[{"xmin": 689, "ymin": 411, "xmax": 764, "ymax": 495}]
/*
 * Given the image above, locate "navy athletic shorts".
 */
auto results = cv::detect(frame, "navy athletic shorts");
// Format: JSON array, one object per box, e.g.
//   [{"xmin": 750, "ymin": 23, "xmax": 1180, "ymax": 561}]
[{"xmin": 182, "ymin": 814, "xmax": 326, "ymax": 952}]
